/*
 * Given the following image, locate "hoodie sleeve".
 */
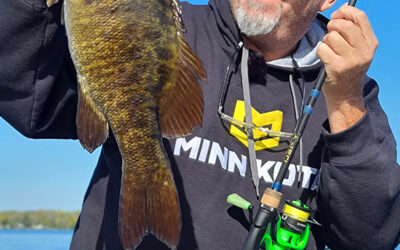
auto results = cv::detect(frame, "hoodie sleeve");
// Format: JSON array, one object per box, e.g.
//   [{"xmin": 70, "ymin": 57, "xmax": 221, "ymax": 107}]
[
  {"xmin": 0, "ymin": 0, "xmax": 78, "ymax": 139},
  {"xmin": 317, "ymin": 77, "xmax": 400, "ymax": 250}
]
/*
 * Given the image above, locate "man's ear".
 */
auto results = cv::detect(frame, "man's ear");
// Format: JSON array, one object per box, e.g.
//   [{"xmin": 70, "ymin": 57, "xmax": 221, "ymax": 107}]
[{"xmin": 319, "ymin": 0, "xmax": 336, "ymax": 12}]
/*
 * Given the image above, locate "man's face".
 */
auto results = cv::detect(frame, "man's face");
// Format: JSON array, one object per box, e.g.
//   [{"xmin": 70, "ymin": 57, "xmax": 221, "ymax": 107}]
[{"xmin": 230, "ymin": 0, "xmax": 323, "ymax": 40}]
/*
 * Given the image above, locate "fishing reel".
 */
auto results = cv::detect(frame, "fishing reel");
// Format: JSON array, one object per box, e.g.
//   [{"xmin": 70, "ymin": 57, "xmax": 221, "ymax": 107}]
[
  {"xmin": 227, "ymin": 194, "xmax": 314, "ymax": 250},
  {"xmin": 261, "ymin": 200, "xmax": 311, "ymax": 250}
]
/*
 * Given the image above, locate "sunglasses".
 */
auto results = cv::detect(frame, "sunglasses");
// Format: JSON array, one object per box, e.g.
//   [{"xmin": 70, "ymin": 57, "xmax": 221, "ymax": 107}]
[{"xmin": 217, "ymin": 42, "xmax": 294, "ymax": 142}]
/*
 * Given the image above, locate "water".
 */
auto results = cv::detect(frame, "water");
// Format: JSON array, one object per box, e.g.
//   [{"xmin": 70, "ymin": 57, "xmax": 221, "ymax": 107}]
[
  {"xmin": 0, "ymin": 229, "xmax": 398, "ymax": 249},
  {"xmin": 0, "ymin": 229, "xmax": 73, "ymax": 250}
]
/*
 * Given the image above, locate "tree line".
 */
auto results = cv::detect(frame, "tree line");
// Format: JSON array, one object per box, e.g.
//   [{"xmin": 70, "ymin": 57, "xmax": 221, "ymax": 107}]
[{"xmin": 0, "ymin": 210, "xmax": 80, "ymax": 229}]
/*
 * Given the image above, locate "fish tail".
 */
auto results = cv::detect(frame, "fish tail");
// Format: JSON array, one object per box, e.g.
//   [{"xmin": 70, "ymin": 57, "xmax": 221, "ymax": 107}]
[{"xmin": 119, "ymin": 164, "xmax": 181, "ymax": 249}]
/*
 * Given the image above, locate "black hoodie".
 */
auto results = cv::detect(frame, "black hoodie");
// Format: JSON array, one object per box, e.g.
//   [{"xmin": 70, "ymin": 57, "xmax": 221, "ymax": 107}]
[{"xmin": 0, "ymin": 0, "xmax": 399, "ymax": 249}]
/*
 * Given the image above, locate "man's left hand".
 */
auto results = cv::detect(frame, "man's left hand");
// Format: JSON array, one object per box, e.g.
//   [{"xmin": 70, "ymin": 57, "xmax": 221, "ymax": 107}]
[{"xmin": 317, "ymin": 4, "xmax": 378, "ymax": 133}]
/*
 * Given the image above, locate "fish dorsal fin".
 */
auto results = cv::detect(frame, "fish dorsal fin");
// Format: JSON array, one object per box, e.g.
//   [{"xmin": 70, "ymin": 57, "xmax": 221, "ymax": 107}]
[
  {"xmin": 76, "ymin": 81, "xmax": 109, "ymax": 153},
  {"xmin": 172, "ymin": 0, "xmax": 185, "ymax": 33},
  {"xmin": 159, "ymin": 33, "xmax": 206, "ymax": 138}
]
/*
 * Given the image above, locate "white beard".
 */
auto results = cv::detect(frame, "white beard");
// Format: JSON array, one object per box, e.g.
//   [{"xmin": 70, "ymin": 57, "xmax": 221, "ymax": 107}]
[{"xmin": 231, "ymin": 0, "xmax": 282, "ymax": 36}]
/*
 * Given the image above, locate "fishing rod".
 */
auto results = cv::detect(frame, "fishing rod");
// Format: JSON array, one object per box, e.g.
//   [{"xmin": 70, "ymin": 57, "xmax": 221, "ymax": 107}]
[
  {"xmin": 273, "ymin": 0, "xmax": 358, "ymax": 191},
  {"xmin": 230, "ymin": 1, "xmax": 359, "ymax": 249},
  {"xmin": 274, "ymin": 0, "xmax": 358, "ymax": 198}
]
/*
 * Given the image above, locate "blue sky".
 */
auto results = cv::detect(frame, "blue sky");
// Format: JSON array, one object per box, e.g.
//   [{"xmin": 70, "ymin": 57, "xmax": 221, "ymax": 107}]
[{"xmin": 0, "ymin": 0, "xmax": 398, "ymax": 213}]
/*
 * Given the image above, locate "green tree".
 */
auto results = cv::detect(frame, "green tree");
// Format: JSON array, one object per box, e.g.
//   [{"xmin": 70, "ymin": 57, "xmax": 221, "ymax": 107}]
[{"xmin": 0, "ymin": 210, "xmax": 80, "ymax": 229}]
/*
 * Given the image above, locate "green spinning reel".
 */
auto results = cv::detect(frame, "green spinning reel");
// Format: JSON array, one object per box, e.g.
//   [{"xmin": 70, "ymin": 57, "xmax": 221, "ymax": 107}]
[{"xmin": 227, "ymin": 194, "xmax": 312, "ymax": 250}]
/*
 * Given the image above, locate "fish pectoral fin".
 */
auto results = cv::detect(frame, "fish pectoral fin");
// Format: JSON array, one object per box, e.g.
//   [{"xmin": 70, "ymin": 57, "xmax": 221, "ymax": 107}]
[
  {"xmin": 159, "ymin": 35, "xmax": 206, "ymax": 139},
  {"xmin": 76, "ymin": 85, "xmax": 109, "ymax": 153},
  {"xmin": 119, "ymin": 171, "xmax": 181, "ymax": 249}
]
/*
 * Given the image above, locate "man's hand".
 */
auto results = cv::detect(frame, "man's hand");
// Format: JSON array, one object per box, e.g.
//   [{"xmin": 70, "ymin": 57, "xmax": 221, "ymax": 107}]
[
  {"xmin": 317, "ymin": 4, "xmax": 378, "ymax": 133},
  {"xmin": 46, "ymin": 0, "xmax": 60, "ymax": 8}
]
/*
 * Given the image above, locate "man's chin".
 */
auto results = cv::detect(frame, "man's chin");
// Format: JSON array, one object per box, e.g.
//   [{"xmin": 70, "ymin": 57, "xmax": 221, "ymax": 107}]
[
  {"xmin": 238, "ymin": 19, "xmax": 280, "ymax": 37},
  {"xmin": 233, "ymin": 4, "xmax": 281, "ymax": 36}
]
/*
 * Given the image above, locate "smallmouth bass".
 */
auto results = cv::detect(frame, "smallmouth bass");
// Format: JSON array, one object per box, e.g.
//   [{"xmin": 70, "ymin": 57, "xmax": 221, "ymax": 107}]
[{"xmin": 51, "ymin": 0, "xmax": 206, "ymax": 248}]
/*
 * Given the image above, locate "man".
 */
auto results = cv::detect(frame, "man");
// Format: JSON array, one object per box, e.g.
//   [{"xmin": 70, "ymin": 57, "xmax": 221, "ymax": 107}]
[{"xmin": 0, "ymin": 0, "xmax": 399, "ymax": 249}]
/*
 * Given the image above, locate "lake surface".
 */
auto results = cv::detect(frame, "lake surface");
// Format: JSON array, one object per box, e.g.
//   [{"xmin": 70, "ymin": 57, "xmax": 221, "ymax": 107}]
[
  {"xmin": 0, "ymin": 229, "xmax": 399, "ymax": 250},
  {"xmin": 0, "ymin": 229, "xmax": 73, "ymax": 250}
]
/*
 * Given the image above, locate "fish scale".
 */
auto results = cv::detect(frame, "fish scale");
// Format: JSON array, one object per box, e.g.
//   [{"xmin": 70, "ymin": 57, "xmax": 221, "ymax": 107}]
[{"xmin": 64, "ymin": 0, "xmax": 205, "ymax": 248}]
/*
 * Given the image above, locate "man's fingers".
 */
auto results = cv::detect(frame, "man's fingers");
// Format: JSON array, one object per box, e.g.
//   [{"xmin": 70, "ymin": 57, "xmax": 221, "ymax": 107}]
[
  {"xmin": 331, "ymin": 4, "xmax": 378, "ymax": 49},
  {"xmin": 46, "ymin": 0, "xmax": 60, "ymax": 8},
  {"xmin": 327, "ymin": 19, "xmax": 363, "ymax": 48},
  {"xmin": 317, "ymin": 42, "xmax": 341, "ymax": 68},
  {"xmin": 322, "ymin": 30, "xmax": 352, "ymax": 57}
]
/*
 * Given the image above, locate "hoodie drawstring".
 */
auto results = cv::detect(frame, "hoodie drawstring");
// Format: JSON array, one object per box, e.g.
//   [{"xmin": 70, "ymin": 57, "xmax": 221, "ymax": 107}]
[
  {"xmin": 289, "ymin": 74, "xmax": 304, "ymax": 187},
  {"xmin": 289, "ymin": 54, "xmax": 308, "ymax": 187},
  {"xmin": 241, "ymin": 45, "xmax": 260, "ymax": 198}
]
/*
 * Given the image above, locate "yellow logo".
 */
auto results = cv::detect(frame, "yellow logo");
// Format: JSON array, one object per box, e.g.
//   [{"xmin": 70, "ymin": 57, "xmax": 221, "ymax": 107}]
[{"xmin": 229, "ymin": 100, "xmax": 283, "ymax": 151}]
